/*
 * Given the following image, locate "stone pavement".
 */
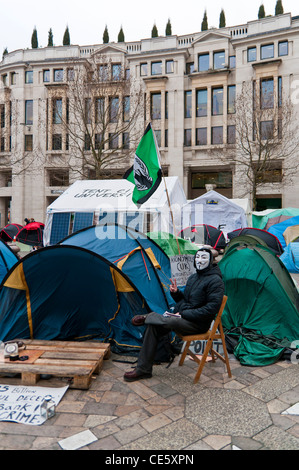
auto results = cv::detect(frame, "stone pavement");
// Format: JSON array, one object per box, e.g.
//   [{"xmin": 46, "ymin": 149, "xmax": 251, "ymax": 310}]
[{"xmin": 0, "ymin": 349, "xmax": 298, "ymax": 451}]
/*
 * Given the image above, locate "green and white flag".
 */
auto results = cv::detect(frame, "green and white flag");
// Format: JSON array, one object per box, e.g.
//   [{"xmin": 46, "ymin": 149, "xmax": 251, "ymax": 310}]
[{"xmin": 124, "ymin": 123, "xmax": 162, "ymax": 205}]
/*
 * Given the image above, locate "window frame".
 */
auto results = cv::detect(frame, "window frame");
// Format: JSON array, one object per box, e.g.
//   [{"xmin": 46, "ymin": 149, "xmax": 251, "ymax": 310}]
[
  {"xmin": 211, "ymin": 126, "xmax": 223, "ymax": 145},
  {"xmin": 227, "ymin": 85, "xmax": 236, "ymax": 114},
  {"xmin": 261, "ymin": 78, "xmax": 274, "ymax": 109},
  {"xmin": 196, "ymin": 89, "xmax": 208, "ymax": 117},
  {"xmin": 278, "ymin": 40, "xmax": 288, "ymax": 57},
  {"xmin": 184, "ymin": 128, "xmax": 192, "ymax": 147},
  {"xmin": 151, "ymin": 92, "xmax": 161, "ymax": 120},
  {"xmin": 213, "ymin": 50, "xmax": 226, "ymax": 70},
  {"xmin": 247, "ymin": 47, "xmax": 257, "ymax": 62},
  {"xmin": 260, "ymin": 43, "xmax": 274, "ymax": 60},
  {"xmin": 43, "ymin": 69, "xmax": 50, "ymax": 83},
  {"xmin": 24, "ymin": 134, "xmax": 33, "ymax": 151},
  {"xmin": 227, "ymin": 125, "xmax": 236, "ymax": 144},
  {"xmin": 198, "ymin": 53, "xmax": 209, "ymax": 72},
  {"xmin": 25, "ymin": 100, "xmax": 33, "ymax": 125},
  {"xmin": 196, "ymin": 127, "xmax": 207, "ymax": 146},
  {"xmin": 166, "ymin": 60, "xmax": 174, "ymax": 74},
  {"xmin": 25, "ymin": 70, "xmax": 33, "ymax": 84},
  {"xmin": 54, "ymin": 69, "xmax": 64, "ymax": 82},
  {"xmin": 151, "ymin": 61, "xmax": 162, "ymax": 75},
  {"xmin": 184, "ymin": 90, "xmax": 192, "ymax": 118},
  {"xmin": 140, "ymin": 63, "xmax": 148, "ymax": 76},
  {"xmin": 212, "ymin": 87, "xmax": 224, "ymax": 116}
]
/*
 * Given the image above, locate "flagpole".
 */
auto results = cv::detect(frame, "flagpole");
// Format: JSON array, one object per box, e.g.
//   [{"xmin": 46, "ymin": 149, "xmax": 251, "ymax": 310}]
[{"xmin": 152, "ymin": 126, "xmax": 181, "ymax": 255}]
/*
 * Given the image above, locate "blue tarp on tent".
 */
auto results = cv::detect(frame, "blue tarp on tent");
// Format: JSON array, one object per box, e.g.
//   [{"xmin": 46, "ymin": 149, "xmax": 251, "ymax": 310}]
[
  {"xmin": 60, "ymin": 224, "xmax": 173, "ymax": 312},
  {"xmin": 0, "ymin": 245, "xmax": 150, "ymax": 352},
  {"xmin": 280, "ymin": 243, "xmax": 299, "ymax": 273},
  {"xmin": 0, "ymin": 240, "xmax": 18, "ymax": 282},
  {"xmin": 268, "ymin": 215, "xmax": 299, "ymax": 250}
]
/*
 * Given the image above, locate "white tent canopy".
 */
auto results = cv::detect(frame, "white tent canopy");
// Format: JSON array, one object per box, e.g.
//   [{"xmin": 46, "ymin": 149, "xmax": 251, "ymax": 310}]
[
  {"xmin": 44, "ymin": 177, "xmax": 187, "ymax": 245},
  {"xmin": 181, "ymin": 190, "xmax": 248, "ymax": 234}
]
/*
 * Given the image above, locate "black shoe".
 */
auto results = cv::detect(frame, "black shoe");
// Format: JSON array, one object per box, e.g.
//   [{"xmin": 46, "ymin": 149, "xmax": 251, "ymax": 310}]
[
  {"xmin": 123, "ymin": 369, "xmax": 152, "ymax": 382},
  {"xmin": 131, "ymin": 315, "xmax": 147, "ymax": 326}
]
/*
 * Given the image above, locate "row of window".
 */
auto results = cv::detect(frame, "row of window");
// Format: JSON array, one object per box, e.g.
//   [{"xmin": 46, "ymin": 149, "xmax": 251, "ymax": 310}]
[
  {"xmin": 247, "ymin": 40, "xmax": 288, "ymax": 62},
  {"xmin": 22, "ymin": 132, "xmax": 131, "ymax": 152},
  {"xmin": 2, "ymin": 64, "xmax": 130, "ymax": 87},
  {"xmin": 184, "ymin": 125, "xmax": 236, "ymax": 146},
  {"xmin": 22, "ymin": 96, "xmax": 131, "ymax": 126},
  {"xmin": 150, "ymin": 86, "xmax": 236, "ymax": 121},
  {"xmin": 184, "ymin": 118, "xmax": 279, "ymax": 147},
  {"xmin": 188, "ymin": 50, "xmax": 229, "ymax": 74},
  {"xmin": 140, "ymin": 60, "xmax": 174, "ymax": 77}
]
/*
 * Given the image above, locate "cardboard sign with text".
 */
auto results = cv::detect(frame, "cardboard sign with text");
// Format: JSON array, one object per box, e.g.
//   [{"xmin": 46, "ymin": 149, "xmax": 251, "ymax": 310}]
[
  {"xmin": 170, "ymin": 254, "xmax": 196, "ymax": 287},
  {"xmin": 0, "ymin": 384, "xmax": 68, "ymax": 425}
]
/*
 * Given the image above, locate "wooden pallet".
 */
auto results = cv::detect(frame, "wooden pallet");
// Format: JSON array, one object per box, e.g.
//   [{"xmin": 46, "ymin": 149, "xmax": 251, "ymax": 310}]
[{"xmin": 0, "ymin": 340, "xmax": 111, "ymax": 390}]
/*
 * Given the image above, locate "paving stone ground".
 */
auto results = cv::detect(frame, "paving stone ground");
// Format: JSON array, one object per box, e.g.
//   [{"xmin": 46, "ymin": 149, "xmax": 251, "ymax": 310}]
[
  {"xmin": 0, "ymin": 266, "xmax": 298, "ymax": 453},
  {"xmin": 0, "ymin": 349, "xmax": 298, "ymax": 451}
]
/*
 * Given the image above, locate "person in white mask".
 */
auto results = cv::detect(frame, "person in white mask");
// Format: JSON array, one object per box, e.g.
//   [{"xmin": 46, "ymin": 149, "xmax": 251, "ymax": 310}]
[
  {"xmin": 194, "ymin": 249, "xmax": 211, "ymax": 271},
  {"xmin": 124, "ymin": 247, "xmax": 225, "ymax": 382}
]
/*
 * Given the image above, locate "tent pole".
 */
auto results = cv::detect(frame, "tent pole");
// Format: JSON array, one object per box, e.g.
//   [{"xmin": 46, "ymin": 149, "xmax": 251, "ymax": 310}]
[
  {"xmin": 162, "ymin": 175, "xmax": 181, "ymax": 255},
  {"xmin": 152, "ymin": 124, "xmax": 181, "ymax": 255}
]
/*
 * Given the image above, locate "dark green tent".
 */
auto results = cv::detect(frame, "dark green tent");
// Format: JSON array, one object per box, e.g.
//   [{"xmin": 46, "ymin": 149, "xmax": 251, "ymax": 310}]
[
  {"xmin": 224, "ymin": 234, "xmax": 267, "ymax": 254},
  {"xmin": 219, "ymin": 244, "xmax": 299, "ymax": 366}
]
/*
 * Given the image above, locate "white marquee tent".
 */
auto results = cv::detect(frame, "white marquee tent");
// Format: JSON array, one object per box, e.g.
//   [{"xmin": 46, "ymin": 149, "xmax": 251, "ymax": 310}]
[
  {"xmin": 43, "ymin": 177, "xmax": 187, "ymax": 245},
  {"xmin": 181, "ymin": 190, "xmax": 249, "ymax": 234}
]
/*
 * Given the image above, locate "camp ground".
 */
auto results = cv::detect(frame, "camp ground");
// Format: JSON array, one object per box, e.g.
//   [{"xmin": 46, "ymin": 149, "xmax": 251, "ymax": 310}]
[
  {"xmin": 219, "ymin": 244, "xmax": 299, "ymax": 366},
  {"xmin": 43, "ymin": 177, "xmax": 186, "ymax": 246},
  {"xmin": 0, "ymin": 245, "xmax": 152, "ymax": 354}
]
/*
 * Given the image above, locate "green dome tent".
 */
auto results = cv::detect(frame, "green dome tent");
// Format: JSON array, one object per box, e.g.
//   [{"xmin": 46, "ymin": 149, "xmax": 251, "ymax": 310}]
[
  {"xmin": 224, "ymin": 234, "xmax": 268, "ymax": 254},
  {"xmin": 219, "ymin": 244, "xmax": 299, "ymax": 366},
  {"xmin": 147, "ymin": 232, "xmax": 198, "ymax": 256}
]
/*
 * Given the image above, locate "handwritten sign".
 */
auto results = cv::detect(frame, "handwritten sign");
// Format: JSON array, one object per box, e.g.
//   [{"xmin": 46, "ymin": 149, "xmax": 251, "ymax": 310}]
[
  {"xmin": 170, "ymin": 254, "xmax": 196, "ymax": 287},
  {"xmin": 0, "ymin": 384, "xmax": 68, "ymax": 425}
]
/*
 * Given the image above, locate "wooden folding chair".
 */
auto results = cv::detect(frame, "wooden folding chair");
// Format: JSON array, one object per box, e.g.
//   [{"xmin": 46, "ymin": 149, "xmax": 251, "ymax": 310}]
[{"xmin": 178, "ymin": 295, "xmax": 232, "ymax": 384}]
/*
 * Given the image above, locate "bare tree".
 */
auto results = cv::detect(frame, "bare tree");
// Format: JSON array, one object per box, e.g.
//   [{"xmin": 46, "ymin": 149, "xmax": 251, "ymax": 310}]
[
  {"xmin": 0, "ymin": 94, "xmax": 46, "ymax": 177},
  {"xmin": 53, "ymin": 54, "xmax": 145, "ymax": 180},
  {"xmin": 222, "ymin": 80, "xmax": 299, "ymax": 210}
]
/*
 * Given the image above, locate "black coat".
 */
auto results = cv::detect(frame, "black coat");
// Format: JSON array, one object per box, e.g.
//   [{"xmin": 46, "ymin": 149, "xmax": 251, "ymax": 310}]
[{"xmin": 171, "ymin": 264, "xmax": 225, "ymax": 331}]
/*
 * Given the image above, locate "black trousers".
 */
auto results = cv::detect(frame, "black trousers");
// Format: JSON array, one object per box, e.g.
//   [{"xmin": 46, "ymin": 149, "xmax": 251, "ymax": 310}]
[{"xmin": 136, "ymin": 312, "xmax": 208, "ymax": 374}]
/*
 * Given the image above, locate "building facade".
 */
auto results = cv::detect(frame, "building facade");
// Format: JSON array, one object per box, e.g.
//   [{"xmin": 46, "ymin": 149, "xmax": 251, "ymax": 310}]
[{"xmin": 0, "ymin": 12, "xmax": 299, "ymax": 227}]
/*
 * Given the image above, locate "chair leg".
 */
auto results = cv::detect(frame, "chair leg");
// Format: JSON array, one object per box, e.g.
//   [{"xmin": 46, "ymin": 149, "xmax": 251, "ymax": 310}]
[
  {"xmin": 193, "ymin": 338, "xmax": 213, "ymax": 384},
  {"xmin": 179, "ymin": 341, "xmax": 191, "ymax": 366},
  {"xmin": 218, "ymin": 323, "xmax": 232, "ymax": 378}
]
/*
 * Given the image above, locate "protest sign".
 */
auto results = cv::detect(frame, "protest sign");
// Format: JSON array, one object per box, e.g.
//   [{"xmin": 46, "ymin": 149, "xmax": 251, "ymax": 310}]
[
  {"xmin": 170, "ymin": 254, "xmax": 196, "ymax": 287},
  {"xmin": 0, "ymin": 384, "xmax": 68, "ymax": 425}
]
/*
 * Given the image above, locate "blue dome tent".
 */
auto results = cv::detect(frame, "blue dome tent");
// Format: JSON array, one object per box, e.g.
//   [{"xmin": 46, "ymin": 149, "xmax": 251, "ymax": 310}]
[
  {"xmin": 280, "ymin": 243, "xmax": 299, "ymax": 273},
  {"xmin": 59, "ymin": 223, "xmax": 173, "ymax": 311},
  {"xmin": 0, "ymin": 240, "xmax": 18, "ymax": 282},
  {"xmin": 0, "ymin": 245, "xmax": 151, "ymax": 353},
  {"xmin": 268, "ymin": 215, "xmax": 299, "ymax": 250}
]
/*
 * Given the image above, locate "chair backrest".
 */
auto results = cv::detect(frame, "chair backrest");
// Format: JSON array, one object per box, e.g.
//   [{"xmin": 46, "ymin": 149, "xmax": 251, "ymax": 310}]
[{"xmin": 209, "ymin": 295, "xmax": 228, "ymax": 336}]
